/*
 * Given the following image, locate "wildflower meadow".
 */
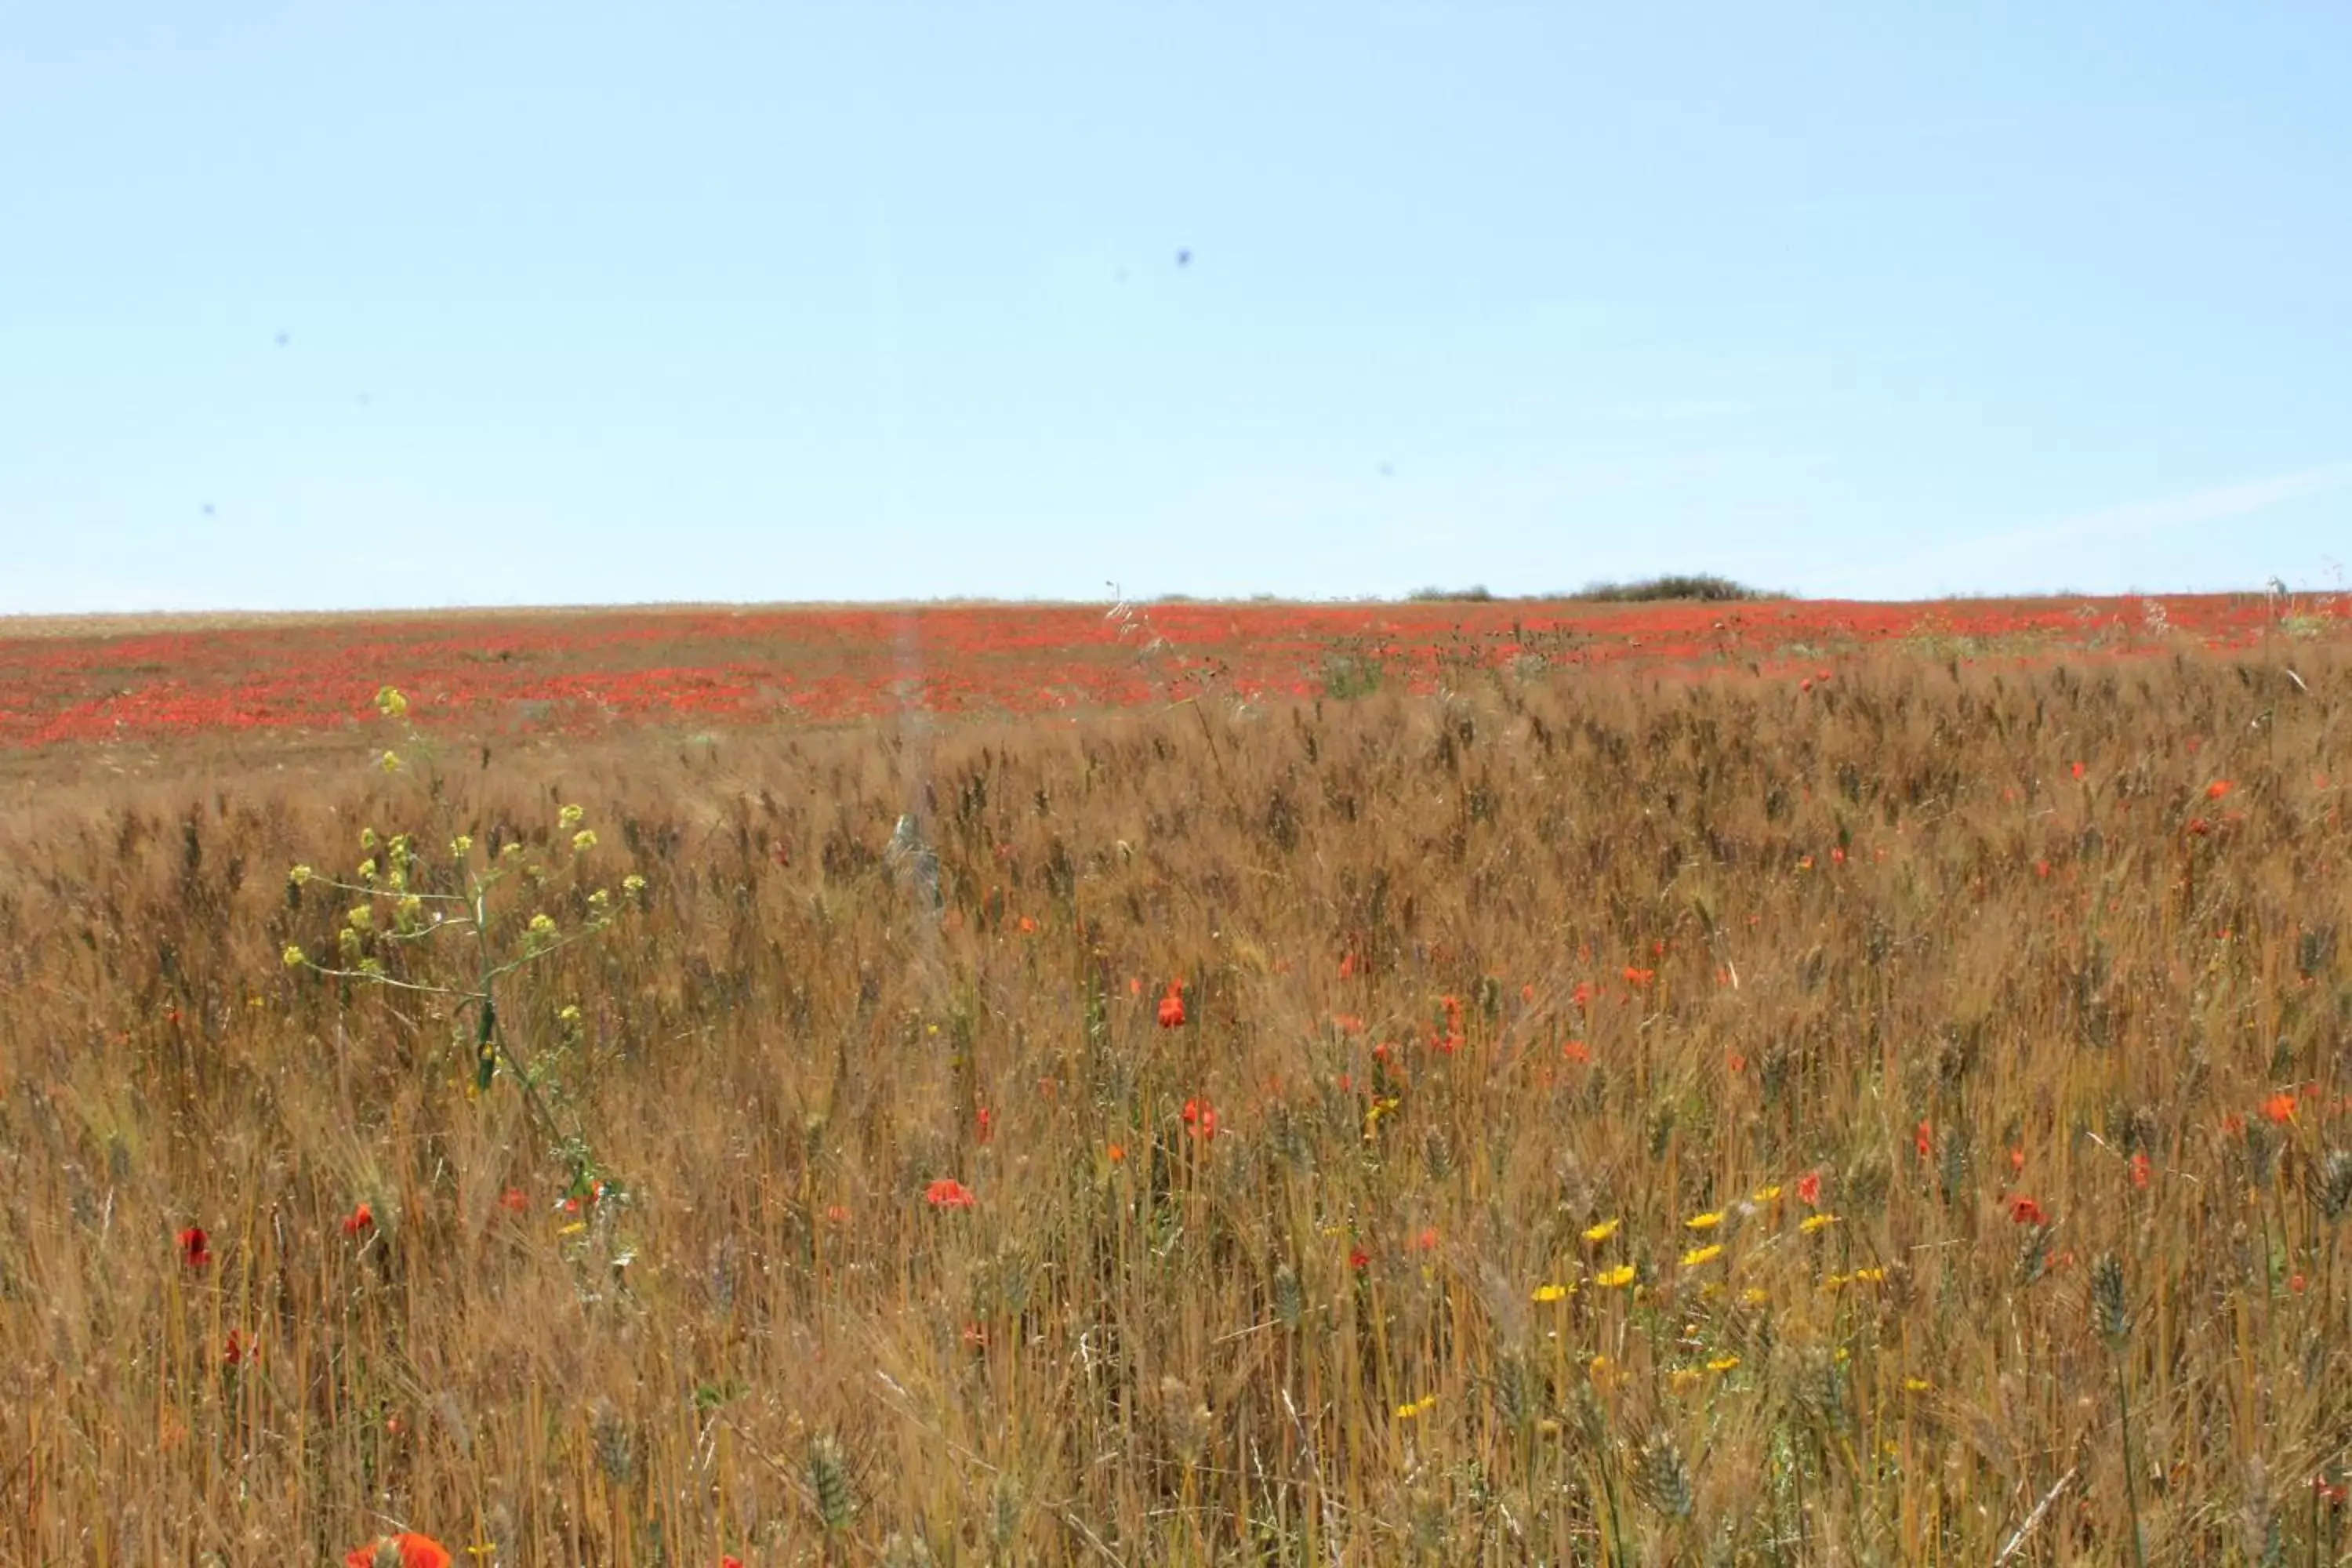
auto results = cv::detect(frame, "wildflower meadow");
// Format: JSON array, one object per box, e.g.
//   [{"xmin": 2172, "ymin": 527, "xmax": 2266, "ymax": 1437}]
[{"xmin": 2, "ymin": 595, "xmax": 2350, "ymax": 1562}]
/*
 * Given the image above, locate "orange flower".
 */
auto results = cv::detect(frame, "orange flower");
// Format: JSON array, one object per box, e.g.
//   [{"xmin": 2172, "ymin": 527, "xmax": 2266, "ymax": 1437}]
[
  {"xmin": 2129, "ymin": 1150, "xmax": 2151, "ymax": 1189},
  {"xmin": 1915, "ymin": 1120, "xmax": 1932, "ymax": 1160},
  {"xmin": 2008, "ymin": 1196, "xmax": 2047, "ymax": 1226},
  {"xmin": 1181, "ymin": 1098, "xmax": 1218, "ymax": 1142},
  {"xmin": 1795, "ymin": 1170, "xmax": 1821, "ymax": 1207},
  {"xmin": 1621, "ymin": 966, "xmax": 1655, "ymax": 989},
  {"xmin": 924, "ymin": 1178, "xmax": 977, "ymax": 1210},
  {"xmin": 345, "ymin": 1534, "xmax": 452, "ymax": 1568},
  {"xmin": 1157, "ymin": 982, "xmax": 1186, "ymax": 1029},
  {"xmin": 341, "ymin": 1202, "xmax": 374, "ymax": 1239},
  {"xmin": 2206, "ymin": 779, "xmax": 2234, "ymax": 800},
  {"xmin": 2261, "ymin": 1092, "xmax": 2297, "ymax": 1125}
]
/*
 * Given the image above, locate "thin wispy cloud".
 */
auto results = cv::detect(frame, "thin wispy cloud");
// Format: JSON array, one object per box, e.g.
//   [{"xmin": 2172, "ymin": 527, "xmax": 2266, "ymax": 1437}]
[{"xmin": 1829, "ymin": 463, "xmax": 2352, "ymax": 595}]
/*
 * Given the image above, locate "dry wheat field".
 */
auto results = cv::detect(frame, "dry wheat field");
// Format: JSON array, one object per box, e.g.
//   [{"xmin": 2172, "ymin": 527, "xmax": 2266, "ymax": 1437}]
[{"xmin": 4, "ymin": 624, "xmax": 2351, "ymax": 1564}]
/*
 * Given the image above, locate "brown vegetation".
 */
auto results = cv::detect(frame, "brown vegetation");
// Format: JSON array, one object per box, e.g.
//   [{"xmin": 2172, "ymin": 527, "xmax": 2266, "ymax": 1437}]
[{"xmin": 2, "ymin": 643, "xmax": 2349, "ymax": 1562}]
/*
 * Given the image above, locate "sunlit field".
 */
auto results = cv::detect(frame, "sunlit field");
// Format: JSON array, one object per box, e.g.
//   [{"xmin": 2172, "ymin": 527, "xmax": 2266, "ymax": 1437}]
[{"xmin": 4, "ymin": 596, "xmax": 2350, "ymax": 1563}]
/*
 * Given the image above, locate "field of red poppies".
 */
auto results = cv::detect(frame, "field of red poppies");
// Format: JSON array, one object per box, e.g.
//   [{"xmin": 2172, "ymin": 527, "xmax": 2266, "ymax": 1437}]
[{"xmin": 0, "ymin": 592, "xmax": 2330, "ymax": 750}]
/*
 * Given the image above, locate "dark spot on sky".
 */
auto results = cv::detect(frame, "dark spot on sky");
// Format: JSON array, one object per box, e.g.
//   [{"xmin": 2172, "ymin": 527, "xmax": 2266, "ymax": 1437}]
[
  {"xmin": 201, "ymin": 503, "xmax": 215, "ymax": 516},
  {"xmin": 1176, "ymin": 249, "xmax": 1192, "ymax": 267},
  {"xmin": 274, "ymin": 332, "xmax": 290, "ymax": 347},
  {"xmin": 1380, "ymin": 463, "xmax": 1394, "ymax": 478}
]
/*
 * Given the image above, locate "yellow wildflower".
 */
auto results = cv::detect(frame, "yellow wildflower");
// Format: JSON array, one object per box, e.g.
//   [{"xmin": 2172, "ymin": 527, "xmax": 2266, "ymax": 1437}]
[
  {"xmin": 1684, "ymin": 1210, "xmax": 1723, "ymax": 1231},
  {"xmin": 1531, "ymin": 1283, "xmax": 1570, "ymax": 1304},
  {"xmin": 450, "ymin": 834, "xmax": 473, "ymax": 857},
  {"xmin": 281, "ymin": 944, "xmax": 305, "ymax": 967},
  {"xmin": 572, "ymin": 829, "xmax": 597, "ymax": 852},
  {"xmin": 1799, "ymin": 1213, "xmax": 1838, "ymax": 1234},
  {"xmin": 558, "ymin": 804, "xmax": 585, "ymax": 829},
  {"xmin": 1903, "ymin": 1377, "xmax": 1932, "ymax": 1392},
  {"xmin": 1751, "ymin": 1184, "xmax": 1781, "ymax": 1203},
  {"xmin": 1681, "ymin": 1243, "xmax": 1724, "ymax": 1268},
  {"xmin": 1708, "ymin": 1355, "xmax": 1741, "ymax": 1373},
  {"xmin": 1741, "ymin": 1287, "xmax": 1770, "ymax": 1306},
  {"xmin": 1582, "ymin": 1218, "xmax": 1621, "ymax": 1244},
  {"xmin": 1395, "ymin": 1394, "xmax": 1437, "ymax": 1420},
  {"xmin": 528, "ymin": 913, "xmax": 556, "ymax": 937},
  {"xmin": 1595, "ymin": 1264, "xmax": 1636, "ymax": 1288},
  {"xmin": 288, "ymin": 864, "xmax": 313, "ymax": 887}
]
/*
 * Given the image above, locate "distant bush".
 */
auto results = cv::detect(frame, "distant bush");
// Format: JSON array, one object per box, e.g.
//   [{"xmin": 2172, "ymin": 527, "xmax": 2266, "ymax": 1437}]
[
  {"xmin": 1570, "ymin": 574, "xmax": 1766, "ymax": 604},
  {"xmin": 1406, "ymin": 585, "xmax": 1496, "ymax": 602}
]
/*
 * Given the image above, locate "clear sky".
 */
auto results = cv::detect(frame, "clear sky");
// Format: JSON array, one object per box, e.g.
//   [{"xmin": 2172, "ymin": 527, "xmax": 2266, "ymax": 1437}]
[{"xmin": 4, "ymin": 5, "xmax": 2347, "ymax": 615}]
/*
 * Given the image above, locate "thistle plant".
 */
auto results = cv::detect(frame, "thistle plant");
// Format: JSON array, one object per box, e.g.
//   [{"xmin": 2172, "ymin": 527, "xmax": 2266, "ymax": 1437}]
[{"xmin": 279, "ymin": 685, "xmax": 644, "ymax": 1189}]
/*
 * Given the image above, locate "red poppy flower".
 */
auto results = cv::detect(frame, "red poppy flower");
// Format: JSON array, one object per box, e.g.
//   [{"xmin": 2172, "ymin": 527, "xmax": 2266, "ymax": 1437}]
[
  {"xmin": 2261, "ymin": 1092, "xmax": 2296, "ymax": 1125},
  {"xmin": 1348, "ymin": 1246, "xmax": 1370, "ymax": 1271},
  {"xmin": 1915, "ymin": 1120, "xmax": 1933, "ymax": 1160},
  {"xmin": 498, "ymin": 1187, "xmax": 530, "ymax": 1214},
  {"xmin": 223, "ymin": 1329, "xmax": 250, "ymax": 1366},
  {"xmin": 1181, "ymin": 1098, "xmax": 1218, "ymax": 1141},
  {"xmin": 974, "ymin": 1106, "xmax": 993, "ymax": 1145},
  {"xmin": 1621, "ymin": 966, "xmax": 1655, "ymax": 989},
  {"xmin": 2129, "ymin": 1150, "xmax": 2151, "ymax": 1189},
  {"xmin": 924, "ymin": 1178, "xmax": 977, "ymax": 1210},
  {"xmin": 2008, "ymin": 1196, "xmax": 2047, "ymax": 1226},
  {"xmin": 1795, "ymin": 1171, "xmax": 1821, "ymax": 1207},
  {"xmin": 1157, "ymin": 982, "xmax": 1186, "ymax": 1029},
  {"xmin": 341, "ymin": 1202, "xmax": 374, "ymax": 1238},
  {"xmin": 344, "ymin": 1534, "xmax": 453, "ymax": 1568},
  {"xmin": 177, "ymin": 1226, "xmax": 211, "ymax": 1269},
  {"xmin": 2206, "ymin": 779, "xmax": 2234, "ymax": 800},
  {"xmin": 2070, "ymin": 760, "xmax": 2085, "ymax": 780}
]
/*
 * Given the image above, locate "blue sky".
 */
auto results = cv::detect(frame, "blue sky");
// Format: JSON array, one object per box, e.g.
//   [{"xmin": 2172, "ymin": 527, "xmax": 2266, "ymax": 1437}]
[{"xmin": 4, "ymin": 5, "xmax": 2347, "ymax": 614}]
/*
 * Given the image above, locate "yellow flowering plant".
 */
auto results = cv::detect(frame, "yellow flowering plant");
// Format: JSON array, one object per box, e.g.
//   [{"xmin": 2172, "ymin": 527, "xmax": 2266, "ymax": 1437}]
[{"xmin": 277, "ymin": 685, "xmax": 646, "ymax": 1192}]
